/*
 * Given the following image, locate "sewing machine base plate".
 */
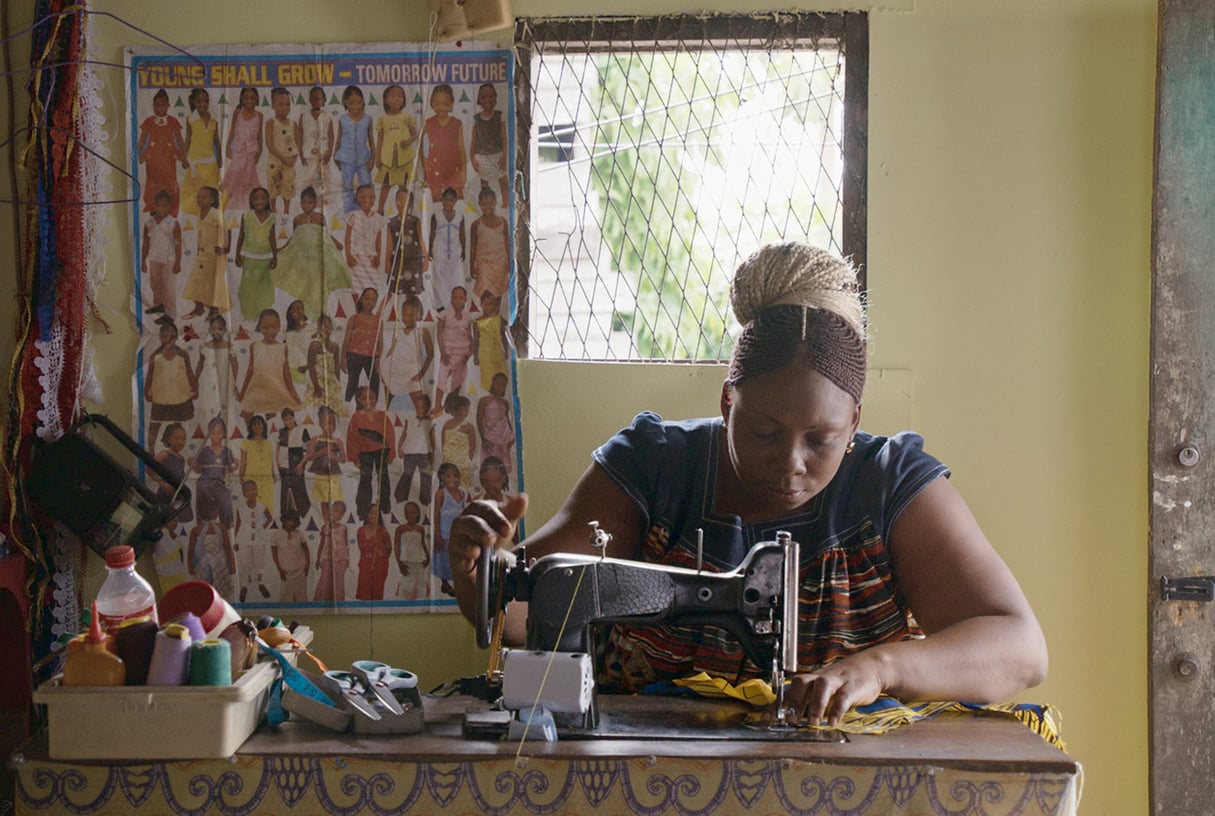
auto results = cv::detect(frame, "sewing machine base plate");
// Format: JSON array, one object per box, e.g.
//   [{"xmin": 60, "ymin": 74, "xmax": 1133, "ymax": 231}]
[{"xmin": 467, "ymin": 696, "xmax": 848, "ymax": 742}]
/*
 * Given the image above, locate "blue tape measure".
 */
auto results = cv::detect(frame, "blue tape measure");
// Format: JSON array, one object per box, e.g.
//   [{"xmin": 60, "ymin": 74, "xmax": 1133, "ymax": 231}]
[{"xmin": 258, "ymin": 640, "xmax": 337, "ymax": 709}]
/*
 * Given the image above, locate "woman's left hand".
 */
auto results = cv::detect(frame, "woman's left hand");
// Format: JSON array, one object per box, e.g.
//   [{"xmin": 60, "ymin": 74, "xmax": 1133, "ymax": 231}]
[{"xmin": 780, "ymin": 651, "xmax": 889, "ymax": 726}]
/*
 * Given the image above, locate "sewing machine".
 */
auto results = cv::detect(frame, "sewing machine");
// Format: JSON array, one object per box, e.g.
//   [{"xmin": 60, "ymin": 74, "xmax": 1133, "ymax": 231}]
[{"xmin": 468, "ymin": 526, "xmax": 821, "ymax": 740}]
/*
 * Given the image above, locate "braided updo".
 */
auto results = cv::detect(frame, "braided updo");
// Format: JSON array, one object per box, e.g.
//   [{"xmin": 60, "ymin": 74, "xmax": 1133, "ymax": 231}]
[{"xmin": 726, "ymin": 242, "xmax": 867, "ymax": 403}]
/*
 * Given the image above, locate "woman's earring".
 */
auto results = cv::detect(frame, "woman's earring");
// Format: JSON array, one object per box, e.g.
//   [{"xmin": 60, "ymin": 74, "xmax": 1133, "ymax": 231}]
[{"xmin": 845, "ymin": 439, "xmax": 856, "ymax": 455}]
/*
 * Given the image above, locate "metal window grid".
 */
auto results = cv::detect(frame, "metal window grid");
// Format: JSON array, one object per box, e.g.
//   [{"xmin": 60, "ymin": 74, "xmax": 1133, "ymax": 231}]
[{"xmin": 512, "ymin": 13, "xmax": 868, "ymax": 361}]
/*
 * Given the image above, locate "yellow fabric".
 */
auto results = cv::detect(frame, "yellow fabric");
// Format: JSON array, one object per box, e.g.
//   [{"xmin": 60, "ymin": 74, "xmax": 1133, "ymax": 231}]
[
  {"xmin": 668, "ymin": 674, "xmax": 1067, "ymax": 751},
  {"xmin": 672, "ymin": 671, "xmax": 777, "ymax": 706}
]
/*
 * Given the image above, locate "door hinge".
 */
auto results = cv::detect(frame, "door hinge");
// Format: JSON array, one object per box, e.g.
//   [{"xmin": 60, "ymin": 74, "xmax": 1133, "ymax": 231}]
[{"xmin": 1161, "ymin": 576, "xmax": 1215, "ymax": 602}]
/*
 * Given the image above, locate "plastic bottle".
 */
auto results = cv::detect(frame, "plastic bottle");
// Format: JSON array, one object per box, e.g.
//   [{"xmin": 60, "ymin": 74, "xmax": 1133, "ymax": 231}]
[
  {"xmin": 96, "ymin": 545, "xmax": 158, "ymax": 632},
  {"xmin": 63, "ymin": 601, "xmax": 126, "ymax": 686}
]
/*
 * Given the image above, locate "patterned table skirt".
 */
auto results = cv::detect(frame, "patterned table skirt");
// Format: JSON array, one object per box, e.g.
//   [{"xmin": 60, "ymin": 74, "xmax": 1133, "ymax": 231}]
[{"xmin": 16, "ymin": 752, "xmax": 1080, "ymax": 815}]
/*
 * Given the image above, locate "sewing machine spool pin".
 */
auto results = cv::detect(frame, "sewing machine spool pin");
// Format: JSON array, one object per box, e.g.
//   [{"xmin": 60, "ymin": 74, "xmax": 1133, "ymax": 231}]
[{"xmin": 588, "ymin": 521, "xmax": 611, "ymax": 559}]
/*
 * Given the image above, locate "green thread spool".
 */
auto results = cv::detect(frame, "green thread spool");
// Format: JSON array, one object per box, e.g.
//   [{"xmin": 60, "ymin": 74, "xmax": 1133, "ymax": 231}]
[{"xmin": 188, "ymin": 638, "xmax": 232, "ymax": 686}]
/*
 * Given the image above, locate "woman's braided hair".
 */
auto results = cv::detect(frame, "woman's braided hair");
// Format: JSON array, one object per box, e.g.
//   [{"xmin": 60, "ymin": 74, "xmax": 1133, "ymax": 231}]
[{"xmin": 726, "ymin": 242, "xmax": 867, "ymax": 403}]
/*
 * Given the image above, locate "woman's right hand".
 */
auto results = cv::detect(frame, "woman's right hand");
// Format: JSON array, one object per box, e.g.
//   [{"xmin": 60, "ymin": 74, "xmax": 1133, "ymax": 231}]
[
  {"xmin": 449, "ymin": 494, "xmax": 527, "ymax": 619},
  {"xmin": 451, "ymin": 494, "xmax": 527, "ymax": 576}
]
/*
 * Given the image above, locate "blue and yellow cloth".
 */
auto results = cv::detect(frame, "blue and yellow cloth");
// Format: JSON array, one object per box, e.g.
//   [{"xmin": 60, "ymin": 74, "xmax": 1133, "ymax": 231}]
[{"xmin": 656, "ymin": 672, "xmax": 1066, "ymax": 750}]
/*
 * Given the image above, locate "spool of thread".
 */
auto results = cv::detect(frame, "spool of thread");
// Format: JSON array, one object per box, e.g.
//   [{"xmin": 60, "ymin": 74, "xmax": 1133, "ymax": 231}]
[
  {"xmin": 166, "ymin": 612, "xmax": 206, "ymax": 642},
  {"xmin": 188, "ymin": 639, "xmax": 232, "ymax": 686},
  {"xmin": 147, "ymin": 624, "xmax": 193, "ymax": 686},
  {"xmin": 113, "ymin": 618, "xmax": 159, "ymax": 685}
]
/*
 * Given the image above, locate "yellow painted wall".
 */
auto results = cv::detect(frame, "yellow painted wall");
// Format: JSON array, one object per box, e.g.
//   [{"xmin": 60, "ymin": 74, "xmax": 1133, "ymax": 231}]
[{"xmin": 0, "ymin": 1, "xmax": 1153, "ymax": 813}]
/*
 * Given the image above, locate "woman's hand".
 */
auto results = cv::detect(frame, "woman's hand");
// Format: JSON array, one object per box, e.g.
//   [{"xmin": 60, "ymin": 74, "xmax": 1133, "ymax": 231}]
[
  {"xmin": 451, "ymin": 495, "xmax": 527, "ymax": 574},
  {"xmin": 781, "ymin": 650, "xmax": 890, "ymax": 726},
  {"xmin": 450, "ymin": 494, "xmax": 527, "ymax": 622}
]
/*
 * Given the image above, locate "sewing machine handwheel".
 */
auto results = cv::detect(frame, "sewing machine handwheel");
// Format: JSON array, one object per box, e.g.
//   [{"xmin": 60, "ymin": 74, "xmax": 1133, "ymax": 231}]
[{"xmin": 475, "ymin": 541, "xmax": 495, "ymax": 649}]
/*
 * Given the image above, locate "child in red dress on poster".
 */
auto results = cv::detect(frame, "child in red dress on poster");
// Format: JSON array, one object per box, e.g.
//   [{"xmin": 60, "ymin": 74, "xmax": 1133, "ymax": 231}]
[
  {"xmin": 355, "ymin": 504, "xmax": 392, "ymax": 601},
  {"xmin": 421, "ymin": 84, "xmax": 466, "ymax": 202},
  {"xmin": 138, "ymin": 88, "xmax": 186, "ymax": 216},
  {"xmin": 347, "ymin": 384, "xmax": 396, "ymax": 522}
]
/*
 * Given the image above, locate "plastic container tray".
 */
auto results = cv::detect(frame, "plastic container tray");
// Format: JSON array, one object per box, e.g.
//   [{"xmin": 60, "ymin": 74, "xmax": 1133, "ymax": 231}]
[{"xmin": 33, "ymin": 660, "xmax": 276, "ymax": 760}]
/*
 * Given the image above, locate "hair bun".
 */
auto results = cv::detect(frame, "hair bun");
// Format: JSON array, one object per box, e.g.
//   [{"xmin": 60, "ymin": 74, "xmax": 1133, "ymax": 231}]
[{"xmin": 731, "ymin": 242, "xmax": 865, "ymax": 338}]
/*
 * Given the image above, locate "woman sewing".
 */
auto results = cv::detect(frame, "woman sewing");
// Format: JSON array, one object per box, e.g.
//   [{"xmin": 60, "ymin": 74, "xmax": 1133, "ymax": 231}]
[{"xmin": 450, "ymin": 242, "xmax": 1047, "ymax": 726}]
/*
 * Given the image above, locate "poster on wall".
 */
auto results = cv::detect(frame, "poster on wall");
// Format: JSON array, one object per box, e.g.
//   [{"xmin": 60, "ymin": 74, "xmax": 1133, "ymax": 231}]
[{"xmin": 125, "ymin": 43, "xmax": 519, "ymax": 615}]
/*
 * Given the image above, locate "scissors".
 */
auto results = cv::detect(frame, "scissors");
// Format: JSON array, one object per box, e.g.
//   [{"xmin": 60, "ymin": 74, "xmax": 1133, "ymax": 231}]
[
  {"xmin": 320, "ymin": 670, "xmax": 383, "ymax": 721},
  {"xmin": 351, "ymin": 660, "xmax": 416, "ymax": 715}
]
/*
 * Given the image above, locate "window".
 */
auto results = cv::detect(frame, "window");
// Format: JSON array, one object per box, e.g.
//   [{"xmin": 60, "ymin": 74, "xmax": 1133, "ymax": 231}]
[{"xmin": 513, "ymin": 13, "xmax": 868, "ymax": 361}]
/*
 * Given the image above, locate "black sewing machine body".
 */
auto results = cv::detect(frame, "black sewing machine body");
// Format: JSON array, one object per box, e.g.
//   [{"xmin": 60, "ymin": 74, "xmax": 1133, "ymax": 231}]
[
  {"xmin": 496, "ymin": 539, "xmax": 796, "ymax": 675},
  {"xmin": 467, "ymin": 535, "xmax": 840, "ymax": 741}
]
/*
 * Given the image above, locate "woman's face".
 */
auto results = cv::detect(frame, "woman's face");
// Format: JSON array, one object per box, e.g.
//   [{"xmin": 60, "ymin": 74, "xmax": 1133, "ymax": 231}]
[{"xmin": 721, "ymin": 364, "xmax": 860, "ymax": 520}]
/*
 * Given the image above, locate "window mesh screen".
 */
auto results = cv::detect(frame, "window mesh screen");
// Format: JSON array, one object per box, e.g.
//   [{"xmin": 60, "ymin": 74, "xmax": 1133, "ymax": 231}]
[{"xmin": 513, "ymin": 14, "xmax": 868, "ymax": 361}]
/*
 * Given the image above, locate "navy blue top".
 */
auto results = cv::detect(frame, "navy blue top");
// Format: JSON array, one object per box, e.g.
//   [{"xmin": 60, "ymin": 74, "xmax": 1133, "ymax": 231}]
[{"xmin": 588, "ymin": 412, "xmax": 950, "ymax": 690}]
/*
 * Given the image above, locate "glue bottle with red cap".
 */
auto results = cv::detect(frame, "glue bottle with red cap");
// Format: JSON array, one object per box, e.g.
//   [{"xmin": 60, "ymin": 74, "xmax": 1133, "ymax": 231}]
[
  {"xmin": 96, "ymin": 545, "xmax": 158, "ymax": 632},
  {"xmin": 63, "ymin": 600, "xmax": 126, "ymax": 686}
]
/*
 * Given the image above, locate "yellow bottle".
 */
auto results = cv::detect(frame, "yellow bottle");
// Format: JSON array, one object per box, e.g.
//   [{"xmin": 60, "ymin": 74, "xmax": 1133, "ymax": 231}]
[{"xmin": 63, "ymin": 601, "xmax": 126, "ymax": 686}]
